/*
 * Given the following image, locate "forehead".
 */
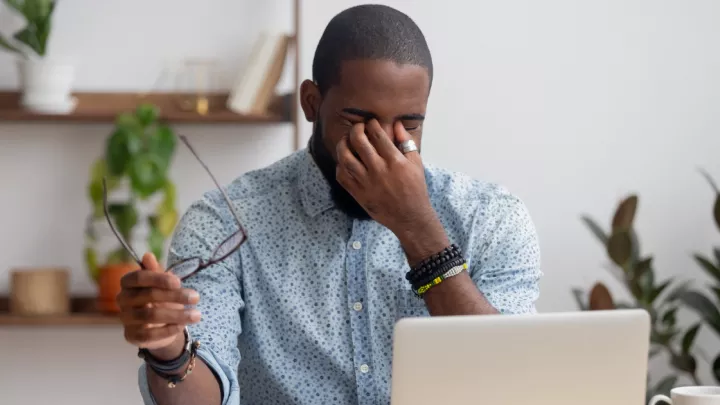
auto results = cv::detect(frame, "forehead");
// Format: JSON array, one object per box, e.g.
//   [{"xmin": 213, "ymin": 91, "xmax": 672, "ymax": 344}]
[{"xmin": 325, "ymin": 59, "xmax": 430, "ymax": 116}]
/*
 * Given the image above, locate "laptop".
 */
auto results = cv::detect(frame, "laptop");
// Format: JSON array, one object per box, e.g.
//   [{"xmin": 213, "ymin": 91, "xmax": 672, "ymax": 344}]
[{"xmin": 390, "ymin": 309, "xmax": 650, "ymax": 405}]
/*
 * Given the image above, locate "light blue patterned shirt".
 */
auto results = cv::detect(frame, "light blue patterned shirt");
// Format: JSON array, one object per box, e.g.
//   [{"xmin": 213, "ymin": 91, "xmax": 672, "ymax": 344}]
[{"xmin": 138, "ymin": 148, "xmax": 541, "ymax": 405}]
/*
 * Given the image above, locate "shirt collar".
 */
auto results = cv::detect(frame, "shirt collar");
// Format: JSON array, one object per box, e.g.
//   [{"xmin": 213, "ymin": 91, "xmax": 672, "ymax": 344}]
[{"xmin": 299, "ymin": 149, "xmax": 336, "ymax": 217}]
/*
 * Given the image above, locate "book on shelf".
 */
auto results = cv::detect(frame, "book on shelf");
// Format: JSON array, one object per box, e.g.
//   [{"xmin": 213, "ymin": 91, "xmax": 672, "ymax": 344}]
[{"xmin": 227, "ymin": 32, "xmax": 292, "ymax": 116}]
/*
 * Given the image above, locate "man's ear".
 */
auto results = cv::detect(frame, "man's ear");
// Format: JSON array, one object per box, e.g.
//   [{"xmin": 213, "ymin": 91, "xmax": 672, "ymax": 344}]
[{"xmin": 300, "ymin": 79, "xmax": 321, "ymax": 122}]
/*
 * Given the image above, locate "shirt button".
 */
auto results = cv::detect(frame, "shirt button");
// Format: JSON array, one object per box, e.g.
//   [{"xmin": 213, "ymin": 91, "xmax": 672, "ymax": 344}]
[
  {"xmin": 353, "ymin": 302, "xmax": 363, "ymax": 311},
  {"xmin": 352, "ymin": 241, "xmax": 362, "ymax": 250},
  {"xmin": 359, "ymin": 364, "xmax": 370, "ymax": 373}
]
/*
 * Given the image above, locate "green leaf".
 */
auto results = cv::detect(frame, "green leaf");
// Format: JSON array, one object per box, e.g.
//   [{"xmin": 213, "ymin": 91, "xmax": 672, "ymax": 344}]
[
  {"xmin": 714, "ymin": 195, "xmax": 720, "ymax": 232},
  {"xmin": 681, "ymin": 291, "xmax": 720, "ymax": 334},
  {"xmin": 700, "ymin": 168, "xmax": 720, "ymax": 193},
  {"xmin": 84, "ymin": 246, "xmax": 100, "ymax": 282},
  {"xmin": 571, "ymin": 288, "xmax": 588, "ymax": 310},
  {"xmin": 629, "ymin": 229, "xmax": 641, "ymax": 264},
  {"xmin": 33, "ymin": 14, "xmax": 52, "ymax": 57},
  {"xmin": 607, "ymin": 230, "xmax": 632, "ymax": 266},
  {"xmin": 632, "ymin": 265, "xmax": 655, "ymax": 303},
  {"xmin": 87, "ymin": 158, "xmax": 119, "ymax": 218},
  {"xmin": 662, "ymin": 307, "xmax": 678, "ymax": 326},
  {"xmin": 693, "ymin": 253, "xmax": 720, "ymax": 282},
  {"xmin": 115, "ymin": 112, "xmax": 142, "ymax": 132},
  {"xmin": 651, "ymin": 375, "xmax": 677, "ymax": 398},
  {"xmin": 670, "ymin": 353, "xmax": 697, "ymax": 374},
  {"xmin": 156, "ymin": 208, "xmax": 178, "ymax": 238},
  {"xmin": 147, "ymin": 124, "xmax": 176, "ymax": 170},
  {"xmin": 664, "ymin": 280, "xmax": 693, "ymax": 302},
  {"xmin": 650, "ymin": 329, "xmax": 674, "ymax": 345},
  {"xmin": 128, "ymin": 154, "xmax": 166, "ymax": 198},
  {"xmin": 713, "ymin": 354, "xmax": 720, "ymax": 384},
  {"xmin": 161, "ymin": 181, "xmax": 177, "ymax": 211},
  {"xmin": 713, "ymin": 287, "xmax": 720, "ymax": 306},
  {"xmin": 135, "ymin": 103, "xmax": 159, "ymax": 127},
  {"xmin": 147, "ymin": 217, "xmax": 165, "ymax": 260},
  {"xmin": 19, "ymin": 0, "xmax": 53, "ymax": 20},
  {"xmin": 581, "ymin": 216, "xmax": 608, "ymax": 245},
  {"xmin": 107, "ymin": 203, "xmax": 138, "ymax": 242},
  {"xmin": 105, "ymin": 128, "xmax": 132, "ymax": 175},
  {"xmin": 612, "ymin": 195, "xmax": 638, "ymax": 232},
  {"xmin": 13, "ymin": 27, "xmax": 42, "ymax": 56},
  {"xmin": 155, "ymin": 182, "xmax": 179, "ymax": 236},
  {"xmin": 0, "ymin": 35, "xmax": 22, "ymax": 54},
  {"xmin": 635, "ymin": 257, "xmax": 653, "ymax": 277},
  {"xmin": 713, "ymin": 247, "xmax": 720, "ymax": 267},
  {"xmin": 681, "ymin": 324, "xmax": 701, "ymax": 354},
  {"xmin": 650, "ymin": 279, "xmax": 672, "ymax": 304}
]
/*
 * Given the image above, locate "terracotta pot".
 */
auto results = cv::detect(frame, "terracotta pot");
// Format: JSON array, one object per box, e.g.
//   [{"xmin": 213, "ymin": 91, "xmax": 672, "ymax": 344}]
[{"xmin": 97, "ymin": 262, "xmax": 139, "ymax": 313}]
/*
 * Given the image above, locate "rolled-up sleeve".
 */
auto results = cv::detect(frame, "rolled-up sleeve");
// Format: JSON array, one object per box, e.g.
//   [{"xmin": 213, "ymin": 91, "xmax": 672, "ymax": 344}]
[
  {"xmin": 138, "ymin": 191, "xmax": 245, "ymax": 405},
  {"xmin": 467, "ymin": 189, "xmax": 542, "ymax": 314}
]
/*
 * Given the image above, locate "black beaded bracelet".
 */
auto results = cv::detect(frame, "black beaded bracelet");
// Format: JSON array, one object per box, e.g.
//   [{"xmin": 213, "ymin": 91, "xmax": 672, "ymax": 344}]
[
  {"xmin": 411, "ymin": 256, "xmax": 466, "ymax": 291},
  {"xmin": 405, "ymin": 244, "xmax": 463, "ymax": 285},
  {"xmin": 138, "ymin": 327, "xmax": 192, "ymax": 374}
]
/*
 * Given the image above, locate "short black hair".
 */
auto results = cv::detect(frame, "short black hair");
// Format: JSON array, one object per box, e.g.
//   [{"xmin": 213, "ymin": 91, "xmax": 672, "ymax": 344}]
[{"xmin": 312, "ymin": 4, "xmax": 433, "ymax": 95}]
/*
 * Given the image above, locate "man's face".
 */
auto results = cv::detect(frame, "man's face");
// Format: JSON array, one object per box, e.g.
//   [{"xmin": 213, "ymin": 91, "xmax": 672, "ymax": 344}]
[{"xmin": 301, "ymin": 59, "xmax": 431, "ymax": 219}]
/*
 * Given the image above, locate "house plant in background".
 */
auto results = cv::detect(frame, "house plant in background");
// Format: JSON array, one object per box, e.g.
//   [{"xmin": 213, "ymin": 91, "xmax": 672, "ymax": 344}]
[
  {"xmin": 574, "ymin": 195, "xmax": 701, "ymax": 402},
  {"xmin": 85, "ymin": 103, "xmax": 179, "ymax": 313},
  {"xmin": 0, "ymin": 0, "xmax": 76, "ymax": 114},
  {"xmin": 680, "ymin": 170, "xmax": 720, "ymax": 384}
]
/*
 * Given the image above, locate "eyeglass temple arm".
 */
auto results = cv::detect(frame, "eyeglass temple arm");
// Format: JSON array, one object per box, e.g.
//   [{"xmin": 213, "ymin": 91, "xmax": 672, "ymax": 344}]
[
  {"xmin": 102, "ymin": 178, "xmax": 143, "ymax": 266},
  {"xmin": 178, "ymin": 135, "xmax": 246, "ymax": 234}
]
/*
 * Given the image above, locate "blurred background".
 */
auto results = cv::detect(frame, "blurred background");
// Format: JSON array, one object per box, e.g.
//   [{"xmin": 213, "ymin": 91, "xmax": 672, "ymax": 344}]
[{"xmin": 1, "ymin": 1, "xmax": 719, "ymax": 404}]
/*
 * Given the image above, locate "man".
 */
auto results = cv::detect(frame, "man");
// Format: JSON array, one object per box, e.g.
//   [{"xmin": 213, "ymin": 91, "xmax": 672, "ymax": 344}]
[{"xmin": 121, "ymin": 4, "xmax": 541, "ymax": 405}]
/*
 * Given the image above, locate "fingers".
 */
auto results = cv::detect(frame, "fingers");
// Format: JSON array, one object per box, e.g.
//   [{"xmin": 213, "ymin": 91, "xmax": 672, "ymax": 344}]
[
  {"xmin": 117, "ymin": 287, "xmax": 200, "ymax": 308},
  {"xmin": 336, "ymin": 134, "xmax": 368, "ymax": 183},
  {"xmin": 121, "ymin": 269, "xmax": 181, "ymax": 290},
  {"xmin": 365, "ymin": 119, "xmax": 402, "ymax": 160},
  {"xmin": 121, "ymin": 305, "xmax": 201, "ymax": 325},
  {"xmin": 348, "ymin": 123, "xmax": 382, "ymax": 168},
  {"xmin": 142, "ymin": 252, "xmax": 162, "ymax": 272},
  {"xmin": 393, "ymin": 121, "xmax": 422, "ymax": 165},
  {"xmin": 124, "ymin": 324, "xmax": 186, "ymax": 347}
]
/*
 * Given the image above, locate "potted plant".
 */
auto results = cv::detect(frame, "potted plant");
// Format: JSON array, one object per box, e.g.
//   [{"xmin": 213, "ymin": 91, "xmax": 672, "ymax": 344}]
[
  {"xmin": 85, "ymin": 103, "xmax": 179, "ymax": 313},
  {"xmin": 680, "ymin": 170, "xmax": 720, "ymax": 384},
  {"xmin": 0, "ymin": 0, "xmax": 75, "ymax": 113},
  {"xmin": 574, "ymin": 195, "xmax": 700, "ymax": 402}
]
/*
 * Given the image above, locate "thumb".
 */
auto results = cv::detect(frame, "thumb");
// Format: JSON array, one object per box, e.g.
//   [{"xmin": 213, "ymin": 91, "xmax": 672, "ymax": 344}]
[
  {"xmin": 394, "ymin": 121, "xmax": 422, "ymax": 165},
  {"xmin": 141, "ymin": 252, "xmax": 163, "ymax": 272}
]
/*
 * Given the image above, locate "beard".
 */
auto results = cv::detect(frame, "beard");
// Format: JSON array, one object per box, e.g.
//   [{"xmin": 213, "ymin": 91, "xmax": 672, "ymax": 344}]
[{"xmin": 308, "ymin": 121, "xmax": 372, "ymax": 220}]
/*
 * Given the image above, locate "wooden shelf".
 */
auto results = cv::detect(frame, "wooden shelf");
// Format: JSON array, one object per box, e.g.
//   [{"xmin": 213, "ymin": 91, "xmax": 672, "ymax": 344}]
[
  {"xmin": 0, "ymin": 91, "xmax": 293, "ymax": 124},
  {"xmin": 0, "ymin": 296, "xmax": 120, "ymax": 326}
]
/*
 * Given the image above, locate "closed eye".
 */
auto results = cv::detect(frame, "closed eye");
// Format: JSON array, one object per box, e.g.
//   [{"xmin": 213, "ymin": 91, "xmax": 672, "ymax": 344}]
[{"xmin": 403, "ymin": 122, "xmax": 422, "ymax": 131}]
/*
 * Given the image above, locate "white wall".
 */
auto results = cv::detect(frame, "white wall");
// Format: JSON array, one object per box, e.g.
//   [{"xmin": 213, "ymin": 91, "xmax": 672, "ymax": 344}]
[{"xmin": 1, "ymin": 1, "xmax": 720, "ymax": 404}]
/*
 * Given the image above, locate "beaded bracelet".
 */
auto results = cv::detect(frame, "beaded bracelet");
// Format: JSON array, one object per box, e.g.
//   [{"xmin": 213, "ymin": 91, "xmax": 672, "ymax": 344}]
[
  {"xmin": 405, "ymin": 244, "xmax": 463, "ymax": 286},
  {"xmin": 411, "ymin": 256, "xmax": 465, "ymax": 290},
  {"xmin": 153, "ymin": 340, "xmax": 201, "ymax": 388},
  {"xmin": 415, "ymin": 262, "xmax": 468, "ymax": 297}
]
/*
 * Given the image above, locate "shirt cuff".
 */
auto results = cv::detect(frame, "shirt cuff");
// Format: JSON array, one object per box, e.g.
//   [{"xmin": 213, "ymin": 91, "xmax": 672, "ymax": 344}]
[{"xmin": 137, "ymin": 346, "xmax": 239, "ymax": 405}]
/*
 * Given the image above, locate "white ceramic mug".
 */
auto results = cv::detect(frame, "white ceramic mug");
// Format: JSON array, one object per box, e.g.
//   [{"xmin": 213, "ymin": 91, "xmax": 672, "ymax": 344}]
[{"xmin": 649, "ymin": 386, "xmax": 720, "ymax": 405}]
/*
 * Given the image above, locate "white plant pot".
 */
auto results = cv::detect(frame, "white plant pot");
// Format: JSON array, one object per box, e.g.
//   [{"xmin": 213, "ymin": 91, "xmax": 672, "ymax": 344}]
[{"xmin": 17, "ymin": 59, "xmax": 77, "ymax": 114}]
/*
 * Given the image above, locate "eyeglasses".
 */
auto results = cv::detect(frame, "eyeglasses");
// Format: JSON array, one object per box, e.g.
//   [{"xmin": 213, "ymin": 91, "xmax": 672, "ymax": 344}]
[{"xmin": 102, "ymin": 135, "xmax": 247, "ymax": 281}]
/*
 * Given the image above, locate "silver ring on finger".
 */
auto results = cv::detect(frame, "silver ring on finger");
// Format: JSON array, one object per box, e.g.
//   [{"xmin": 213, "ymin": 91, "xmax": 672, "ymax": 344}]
[{"xmin": 399, "ymin": 140, "xmax": 418, "ymax": 154}]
